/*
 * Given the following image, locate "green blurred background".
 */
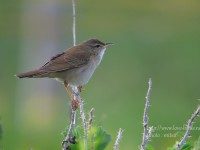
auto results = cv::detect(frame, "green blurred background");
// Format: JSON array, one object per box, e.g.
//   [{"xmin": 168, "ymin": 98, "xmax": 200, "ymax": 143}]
[{"xmin": 1, "ymin": 0, "xmax": 200, "ymax": 149}]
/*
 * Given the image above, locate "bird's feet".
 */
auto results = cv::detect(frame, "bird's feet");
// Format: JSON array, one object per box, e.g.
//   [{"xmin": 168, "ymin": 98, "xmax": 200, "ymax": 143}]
[{"xmin": 64, "ymin": 81, "xmax": 79, "ymax": 110}]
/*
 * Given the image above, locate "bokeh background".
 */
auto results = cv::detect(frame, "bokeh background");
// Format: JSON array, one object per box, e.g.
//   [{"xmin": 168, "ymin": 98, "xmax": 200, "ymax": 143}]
[{"xmin": 1, "ymin": 0, "xmax": 200, "ymax": 149}]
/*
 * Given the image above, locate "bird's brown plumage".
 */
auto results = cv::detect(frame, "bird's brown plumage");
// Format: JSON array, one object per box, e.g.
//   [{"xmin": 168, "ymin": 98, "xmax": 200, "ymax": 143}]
[{"xmin": 16, "ymin": 39, "xmax": 103, "ymax": 79}]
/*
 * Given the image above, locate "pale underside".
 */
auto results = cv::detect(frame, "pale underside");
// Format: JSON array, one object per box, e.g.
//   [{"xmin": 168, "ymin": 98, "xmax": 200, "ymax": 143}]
[{"xmin": 46, "ymin": 48, "xmax": 105, "ymax": 86}]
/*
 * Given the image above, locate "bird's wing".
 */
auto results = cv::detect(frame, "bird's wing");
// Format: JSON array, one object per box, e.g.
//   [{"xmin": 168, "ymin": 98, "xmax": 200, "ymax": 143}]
[{"xmin": 40, "ymin": 46, "xmax": 90, "ymax": 72}]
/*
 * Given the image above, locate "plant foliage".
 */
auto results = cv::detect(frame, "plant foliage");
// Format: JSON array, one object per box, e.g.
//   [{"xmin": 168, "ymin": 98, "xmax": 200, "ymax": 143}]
[{"xmin": 62, "ymin": 125, "xmax": 111, "ymax": 150}]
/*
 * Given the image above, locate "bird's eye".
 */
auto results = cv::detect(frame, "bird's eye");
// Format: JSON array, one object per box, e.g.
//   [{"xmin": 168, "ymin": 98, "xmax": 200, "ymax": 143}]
[{"xmin": 95, "ymin": 44, "xmax": 100, "ymax": 48}]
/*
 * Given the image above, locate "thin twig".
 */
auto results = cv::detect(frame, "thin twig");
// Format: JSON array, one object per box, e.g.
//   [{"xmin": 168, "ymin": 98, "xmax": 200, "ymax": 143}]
[
  {"xmin": 62, "ymin": 109, "xmax": 76, "ymax": 150},
  {"xmin": 71, "ymin": 0, "xmax": 88, "ymax": 146},
  {"xmin": 78, "ymin": 97, "xmax": 87, "ymax": 136},
  {"xmin": 62, "ymin": 0, "xmax": 77, "ymax": 149},
  {"xmin": 88, "ymin": 108, "xmax": 95, "ymax": 150},
  {"xmin": 72, "ymin": 0, "xmax": 76, "ymax": 46},
  {"xmin": 114, "ymin": 128, "xmax": 123, "ymax": 150},
  {"xmin": 177, "ymin": 106, "xmax": 200, "ymax": 150},
  {"xmin": 71, "ymin": 0, "xmax": 88, "ymax": 147},
  {"xmin": 88, "ymin": 108, "xmax": 94, "ymax": 130},
  {"xmin": 140, "ymin": 78, "xmax": 154, "ymax": 150},
  {"xmin": 72, "ymin": 86, "xmax": 88, "ymax": 149},
  {"xmin": 77, "ymin": 94, "xmax": 88, "ymax": 148},
  {"xmin": 146, "ymin": 126, "xmax": 154, "ymax": 142},
  {"xmin": 71, "ymin": 86, "xmax": 88, "ymax": 148}
]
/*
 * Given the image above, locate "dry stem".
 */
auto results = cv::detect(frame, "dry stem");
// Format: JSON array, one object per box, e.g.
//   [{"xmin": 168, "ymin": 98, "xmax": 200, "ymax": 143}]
[
  {"xmin": 114, "ymin": 128, "xmax": 123, "ymax": 150},
  {"xmin": 77, "ymin": 93, "xmax": 88, "ymax": 148},
  {"xmin": 62, "ymin": 0, "xmax": 77, "ymax": 149},
  {"xmin": 72, "ymin": 0, "xmax": 76, "ymax": 46},
  {"xmin": 88, "ymin": 108, "xmax": 94, "ymax": 130},
  {"xmin": 62, "ymin": 109, "xmax": 76, "ymax": 150},
  {"xmin": 140, "ymin": 78, "xmax": 154, "ymax": 150},
  {"xmin": 177, "ymin": 106, "xmax": 200, "ymax": 150}
]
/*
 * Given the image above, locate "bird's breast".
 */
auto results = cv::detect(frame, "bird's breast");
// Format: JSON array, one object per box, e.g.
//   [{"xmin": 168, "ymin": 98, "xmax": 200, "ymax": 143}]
[{"xmin": 65, "ymin": 49, "xmax": 105, "ymax": 86}]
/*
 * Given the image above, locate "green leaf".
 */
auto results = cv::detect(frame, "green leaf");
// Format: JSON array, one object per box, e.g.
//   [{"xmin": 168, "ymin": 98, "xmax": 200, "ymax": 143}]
[
  {"xmin": 146, "ymin": 144, "xmax": 155, "ymax": 150},
  {"xmin": 62, "ymin": 125, "xmax": 111, "ymax": 150},
  {"xmin": 90, "ymin": 126, "xmax": 111, "ymax": 150},
  {"xmin": 181, "ymin": 143, "xmax": 192, "ymax": 150},
  {"xmin": 168, "ymin": 141, "xmax": 192, "ymax": 150}
]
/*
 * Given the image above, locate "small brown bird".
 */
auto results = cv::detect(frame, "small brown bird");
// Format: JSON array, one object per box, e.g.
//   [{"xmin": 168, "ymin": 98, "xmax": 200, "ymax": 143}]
[{"xmin": 16, "ymin": 38, "xmax": 112, "ymax": 109}]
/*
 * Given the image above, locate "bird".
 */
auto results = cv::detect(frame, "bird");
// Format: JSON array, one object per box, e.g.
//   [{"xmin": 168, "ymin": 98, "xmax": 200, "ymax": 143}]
[{"xmin": 16, "ymin": 38, "xmax": 113, "ymax": 109}]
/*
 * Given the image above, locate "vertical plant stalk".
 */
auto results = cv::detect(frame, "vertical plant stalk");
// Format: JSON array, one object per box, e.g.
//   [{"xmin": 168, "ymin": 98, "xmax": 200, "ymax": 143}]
[
  {"xmin": 88, "ymin": 108, "xmax": 94, "ymax": 150},
  {"xmin": 77, "ymin": 93, "xmax": 88, "ymax": 149},
  {"xmin": 114, "ymin": 128, "xmax": 123, "ymax": 150},
  {"xmin": 62, "ymin": 0, "xmax": 77, "ymax": 149},
  {"xmin": 140, "ymin": 78, "xmax": 154, "ymax": 150},
  {"xmin": 62, "ymin": 108, "xmax": 76, "ymax": 150},
  {"xmin": 88, "ymin": 108, "xmax": 94, "ymax": 130},
  {"xmin": 72, "ymin": 0, "xmax": 76, "ymax": 46},
  {"xmin": 177, "ymin": 106, "xmax": 200, "ymax": 150},
  {"xmin": 71, "ymin": 0, "xmax": 88, "ymax": 145}
]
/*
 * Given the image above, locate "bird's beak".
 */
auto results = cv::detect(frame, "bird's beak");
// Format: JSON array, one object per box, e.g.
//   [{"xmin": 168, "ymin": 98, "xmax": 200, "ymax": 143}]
[{"xmin": 105, "ymin": 42, "xmax": 113, "ymax": 46}]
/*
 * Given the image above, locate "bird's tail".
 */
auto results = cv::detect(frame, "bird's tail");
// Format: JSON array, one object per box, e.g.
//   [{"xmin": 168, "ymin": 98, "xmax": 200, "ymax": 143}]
[{"xmin": 15, "ymin": 69, "xmax": 46, "ymax": 78}]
